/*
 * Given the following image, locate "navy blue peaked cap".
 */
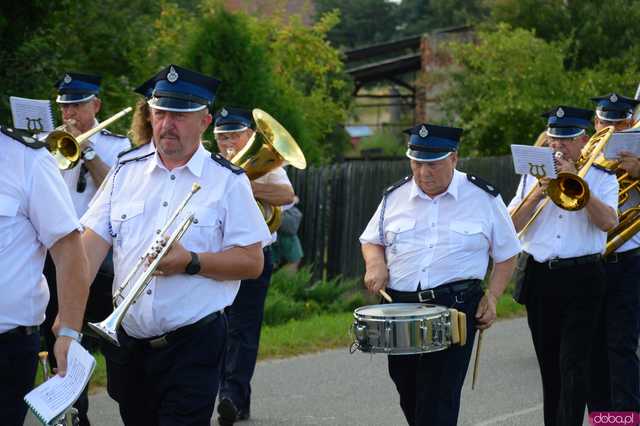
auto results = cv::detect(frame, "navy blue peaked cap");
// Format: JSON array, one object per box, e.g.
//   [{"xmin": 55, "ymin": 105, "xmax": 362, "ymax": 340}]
[
  {"xmin": 590, "ymin": 93, "xmax": 639, "ymax": 122},
  {"xmin": 403, "ymin": 123, "xmax": 463, "ymax": 162},
  {"xmin": 213, "ymin": 107, "xmax": 255, "ymax": 133},
  {"xmin": 55, "ymin": 72, "xmax": 101, "ymax": 104},
  {"xmin": 137, "ymin": 65, "xmax": 221, "ymax": 112},
  {"xmin": 542, "ymin": 106, "xmax": 593, "ymax": 138}
]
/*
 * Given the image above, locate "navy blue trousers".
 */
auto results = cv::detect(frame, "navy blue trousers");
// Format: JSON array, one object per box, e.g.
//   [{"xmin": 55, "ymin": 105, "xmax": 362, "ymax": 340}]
[
  {"xmin": 0, "ymin": 330, "xmax": 40, "ymax": 426},
  {"xmin": 589, "ymin": 254, "xmax": 640, "ymax": 411},
  {"xmin": 386, "ymin": 284, "xmax": 483, "ymax": 426},
  {"xmin": 219, "ymin": 248, "xmax": 273, "ymax": 413},
  {"xmin": 102, "ymin": 314, "xmax": 226, "ymax": 426},
  {"xmin": 525, "ymin": 259, "xmax": 606, "ymax": 426}
]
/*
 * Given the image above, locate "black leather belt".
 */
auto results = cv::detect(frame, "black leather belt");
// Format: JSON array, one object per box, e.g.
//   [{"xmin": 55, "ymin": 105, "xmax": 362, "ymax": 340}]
[
  {"xmin": 543, "ymin": 253, "xmax": 602, "ymax": 270},
  {"xmin": 604, "ymin": 246, "xmax": 640, "ymax": 264},
  {"xmin": 387, "ymin": 279, "xmax": 482, "ymax": 303},
  {"xmin": 138, "ymin": 311, "xmax": 222, "ymax": 349},
  {"xmin": 0, "ymin": 325, "xmax": 39, "ymax": 341}
]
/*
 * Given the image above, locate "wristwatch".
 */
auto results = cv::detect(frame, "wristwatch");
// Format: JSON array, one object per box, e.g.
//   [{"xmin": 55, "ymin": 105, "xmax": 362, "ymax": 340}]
[
  {"xmin": 185, "ymin": 251, "xmax": 201, "ymax": 275},
  {"xmin": 58, "ymin": 326, "xmax": 83, "ymax": 343},
  {"xmin": 82, "ymin": 147, "xmax": 96, "ymax": 161}
]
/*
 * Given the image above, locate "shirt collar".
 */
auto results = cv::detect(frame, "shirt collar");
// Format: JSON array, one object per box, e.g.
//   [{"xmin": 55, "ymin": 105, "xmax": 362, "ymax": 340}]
[
  {"xmin": 409, "ymin": 169, "xmax": 461, "ymax": 201},
  {"xmin": 144, "ymin": 142, "xmax": 207, "ymax": 177}
]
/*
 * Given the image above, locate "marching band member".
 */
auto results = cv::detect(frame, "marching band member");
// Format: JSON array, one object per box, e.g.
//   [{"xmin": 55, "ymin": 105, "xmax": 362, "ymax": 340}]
[
  {"xmin": 509, "ymin": 106, "xmax": 619, "ymax": 425},
  {"xmin": 588, "ymin": 93, "xmax": 640, "ymax": 412},
  {"xmin": 42, "ymin": 72, "xmax": 131, "ymax": 425},
  {"xmin": 79, "ymin": 65, "xmax": 271, "ymax": 425},
  {"xmin": 213, "ymin": 107, "xmax": 295, "ymax": 425},
  {"xmin": 0, "ymin": 126, "xmax": 89, "ymax": 426},
  {"xmin": 359, "ymin": 124, "xmax": 520, "ymax": 426}
]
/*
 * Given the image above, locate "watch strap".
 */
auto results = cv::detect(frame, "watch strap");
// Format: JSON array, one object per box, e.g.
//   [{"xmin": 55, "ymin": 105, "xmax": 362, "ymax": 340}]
[{"xmin": 58, "ymin": 326, "xmax": 83, "ymax": 342}]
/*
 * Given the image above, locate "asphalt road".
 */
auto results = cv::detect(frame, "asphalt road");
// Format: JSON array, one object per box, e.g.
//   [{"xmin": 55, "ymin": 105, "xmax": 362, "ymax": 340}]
[{"xmin": 26, "ymin": 317, "xmax": 592, "ymax": 426}]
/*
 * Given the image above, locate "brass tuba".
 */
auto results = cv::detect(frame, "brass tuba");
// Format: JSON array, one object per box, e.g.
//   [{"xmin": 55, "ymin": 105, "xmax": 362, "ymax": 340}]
[
  {"xmin": 46, "ymin": 107, "xmax": 132, "ymax": 170},
  {"xmin": 230, "ymin": 109, "xmax": 306, "ymax": 233}
]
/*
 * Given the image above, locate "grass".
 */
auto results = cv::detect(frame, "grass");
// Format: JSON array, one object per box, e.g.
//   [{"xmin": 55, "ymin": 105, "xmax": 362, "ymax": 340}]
[{"xmin": 34, "ymin": 293, "xmax": 524, "ymax": 393}]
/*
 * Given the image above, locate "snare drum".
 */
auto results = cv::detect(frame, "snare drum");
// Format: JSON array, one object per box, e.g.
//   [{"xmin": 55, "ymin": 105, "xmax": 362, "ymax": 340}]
[{"xmin": 352, "ymin": 303, "xmax": 454, "ymax": 355}]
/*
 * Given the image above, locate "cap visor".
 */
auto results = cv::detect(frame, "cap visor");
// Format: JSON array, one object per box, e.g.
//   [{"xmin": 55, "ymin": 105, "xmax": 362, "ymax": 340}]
[
  {"xmin": 596, "ymin": 110, "xmax": 631, "ymax": 122},
  {"xmin": 406, "ymin": 149, "xmax": 452, "ymax": 162},
  {"xmin": 213, "ymin": 123, "xmax": 249, "ymax": 134},
  {"xmin": 148, "ymin": 97, "xmax": 207, "ymax": 113},
  {"xmin": 546, "ymin": 127, "xmax": 585, "ymax": 138},
  {"xmin": 56, "ymin": 94, "xmax": 95, "ymax": 104}
]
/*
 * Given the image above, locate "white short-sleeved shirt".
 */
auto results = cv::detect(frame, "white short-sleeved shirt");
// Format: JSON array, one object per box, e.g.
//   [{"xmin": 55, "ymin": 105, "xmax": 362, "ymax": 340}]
[
  {"xmin": 60, "ymin": 122, "xmax": 131, "ymax": 216},
  {"xmin": 81, "ymin": 143, "xmax": 271, "ymax": 339},
  {"xmin": 360, "ymin": 170, "xmax": 521, "ymax": 291},
  {"xmin": 0, "ymin": 130, "xmax": 80, "ymax": 333},
  {"xmin": 507, "ymin": 167, "xmax": 619, "ymax": 262},
  {"xmin": 254, "ymin": 167, "xmax": 293, "ymax": 244}
]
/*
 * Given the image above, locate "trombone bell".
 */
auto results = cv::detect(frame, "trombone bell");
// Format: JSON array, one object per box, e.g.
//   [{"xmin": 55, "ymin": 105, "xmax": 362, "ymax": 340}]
[
  {"xmin": 45, "ymin": 130, "xmax": 81, "ymax": 170},
  {"xmin": 546, "ymin": 172, "xmax": 591, "ymax": 211}
]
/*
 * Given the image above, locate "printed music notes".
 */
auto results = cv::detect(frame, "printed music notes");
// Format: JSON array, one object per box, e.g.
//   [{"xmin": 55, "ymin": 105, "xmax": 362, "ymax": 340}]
[
  {"xmin": 10, "ymin": 96, "xmax": 55, "ymax": 133},
  {"xmin": 603, "ymin": 129, "xmax": 640, "ymax": 160},
  {"xmin": 510, "ymin": 144, "xmax": 558, "ymax": 179}
]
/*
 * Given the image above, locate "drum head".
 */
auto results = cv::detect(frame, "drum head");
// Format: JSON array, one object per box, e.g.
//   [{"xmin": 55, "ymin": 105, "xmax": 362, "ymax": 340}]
[{"xmin": 354, "ymin": 303, "xmax": 446, "ymax": 319}]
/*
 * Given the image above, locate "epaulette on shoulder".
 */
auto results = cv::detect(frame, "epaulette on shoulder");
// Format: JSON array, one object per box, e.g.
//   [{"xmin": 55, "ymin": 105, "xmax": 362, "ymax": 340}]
[
  {"xmin": 211, "ymin": 153, "xmax": 245, "ymax": 175},
  {"xmin": 100, "ymin": 129, "xmax": 128, "ymax": 139},
  {"xmin": 383, "ymin": 175, "xmax": 412, "ymax": 196},
  {"xmin": 592, "ymin": 163, "xmax": 616, "ymax": 174},
  {"xmin": 0, "ymin": 126, "xmax": 46, "ymax": 149},
  {"xmin": 119, "ymin": 151, "xmax": 153, "ymax": 166},
  {"xmin": 467, "ymin": 174, "xmax": 500, "ymax": 197},
  {"xmin": 117, "ymin": 144, "xmax": 145, "ymax": 159}
]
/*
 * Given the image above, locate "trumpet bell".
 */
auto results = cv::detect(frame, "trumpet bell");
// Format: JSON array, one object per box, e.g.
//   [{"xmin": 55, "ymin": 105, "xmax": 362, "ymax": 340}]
[
  {"xmin": 547, "ymin": 172, "xmax": 590, "ymax": 211},
  {"xmin": 45, "ymin": 130, "xmax": 82, "ymax": 170}
]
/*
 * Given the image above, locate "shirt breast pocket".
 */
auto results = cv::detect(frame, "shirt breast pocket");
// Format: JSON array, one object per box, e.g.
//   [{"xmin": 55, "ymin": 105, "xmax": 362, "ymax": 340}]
[
  {"xmin": 183, "ymin": 205, "xmax": 222, "ymax": 253},
  {"xmin": 385, "ymin": 218, "xmax": 417, "ymax": 254},
  {"xmin": 110, "ymin": 201, "xmax": 145, "ymax": 251},
  {"xmin": 0, "ymin": 194, "xmax": 19, "ymax": 252},
  {"xmin": 449, "ymin": 220, "xmax": 487, "ymax": 252}
]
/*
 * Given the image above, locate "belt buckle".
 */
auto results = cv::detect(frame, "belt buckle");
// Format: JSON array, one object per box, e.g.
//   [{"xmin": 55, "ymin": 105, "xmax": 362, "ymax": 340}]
[
  {"xmin": 606, "ymin": 252, "xmax": 619, "ymax": 264},
  {"xmin": 547, "ymin": 258, "xmax": 560, "ymax": 270},
  {"xmin": 149, "ymin": 335, "xmax": 168, "ymax": 349},
  {"xmin": 418, "ymin": 289, "xmax": 435, "ymax": 302}
]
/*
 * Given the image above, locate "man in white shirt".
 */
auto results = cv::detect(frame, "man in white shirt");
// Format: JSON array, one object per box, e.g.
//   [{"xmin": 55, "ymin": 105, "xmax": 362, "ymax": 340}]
[
  {"xmin": 80, "ymin": 65, "xmax": 271, "ymax": 425},
  {"xmin": 0, "ymin": 126, "xmax": 89, "ymax": 426},
  {"xmin": 588, "ymin": 93, "xmax": 640, "ymax": 412},
  {"xmin": 360, "ymin": 123, "xmax": 520, "ymax": 426},
  {"xmin": 42, "ymin": 72, "xmax": 131, "ymax": 425},
  {"xmin": 213, "ymin": 106, "xmax": 295, "ymax": 426},
  {"xmin": 509, "ymin": 106, "xmax": 619, "ymax": 425}
]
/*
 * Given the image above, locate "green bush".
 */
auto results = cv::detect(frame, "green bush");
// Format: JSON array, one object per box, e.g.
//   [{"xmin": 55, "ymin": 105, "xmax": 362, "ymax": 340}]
[
  {"xmin": 263, "ymin": 289, "xmax": 306, "ymax": 326},
  {"xmin": 357, "ymin": 130, "xmax": 405, "ymax": 157}
]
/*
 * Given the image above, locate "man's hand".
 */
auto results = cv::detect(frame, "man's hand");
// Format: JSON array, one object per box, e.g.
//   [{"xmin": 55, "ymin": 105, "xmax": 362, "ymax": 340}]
[
  {"xmin": 475, "ymin": 292, "xmax": 497, "ymax": 330},
  {"xmin": 619, "ymin": 151, "xmax": 640, "ymax": 178},
  {"xmin": 555, "ymin": 155, "xmax": 578, "ymax": 174},
  {"xmin": 53, "ymin": 335, "xmax": 74, "ymax": 377},
  {"xmin": 363, "ymin": 262, "xmax": 389, "ymax": 295},
  {"xmin": 537, "ymin": 177, "xmax": 551, "ymax": 198},
  {"xmin": 150, "ymin": 239, "xmax": 191, "ymax": 276}
]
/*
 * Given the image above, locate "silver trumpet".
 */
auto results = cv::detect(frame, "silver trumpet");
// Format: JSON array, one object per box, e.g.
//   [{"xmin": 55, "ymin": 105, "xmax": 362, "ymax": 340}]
[{"xmin": 88, "ymin": 183, "xmax": 202, "ymax": 346}]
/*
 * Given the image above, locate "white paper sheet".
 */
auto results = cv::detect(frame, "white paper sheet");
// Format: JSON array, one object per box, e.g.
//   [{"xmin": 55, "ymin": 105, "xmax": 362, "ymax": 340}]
[
  {"xmin": 510, "ymin": 144, "xmax": 558, "ymax": 178},
  {"xmin": 9, "ymin": 96, "xmax": 55, "ymax": 132}
]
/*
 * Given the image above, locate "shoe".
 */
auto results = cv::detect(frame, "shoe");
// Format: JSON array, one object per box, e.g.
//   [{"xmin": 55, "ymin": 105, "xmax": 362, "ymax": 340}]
[
  {"xmin": 237, "ymin": 409, "xmax": 250, "ymax": 421},
  {"xmin": 217, "ymin": 397, "xmax": 238, "ymax": 425}
]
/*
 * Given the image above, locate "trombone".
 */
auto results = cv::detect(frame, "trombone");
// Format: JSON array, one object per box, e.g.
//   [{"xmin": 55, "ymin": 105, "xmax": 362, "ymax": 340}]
[
  {"xmin": 517, "ymin": 126, "xmax": 615, "ymax": 237},
  {"xmin": 46, "ymin": 107, "xmax": 132, "ymax": 170},
  {"xmin": 88, "ymin": 183, "xmax": 201, "ymax": 346}
]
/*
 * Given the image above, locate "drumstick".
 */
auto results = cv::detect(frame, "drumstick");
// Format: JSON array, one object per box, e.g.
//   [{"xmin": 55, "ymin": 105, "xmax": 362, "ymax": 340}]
[
  {"xmin": 379, "ymin": 289, "xmax": 393, "ymax": 303},
  {"xmin": 472, "ymin": 329, "xmax": 484, "ymax": 390}
]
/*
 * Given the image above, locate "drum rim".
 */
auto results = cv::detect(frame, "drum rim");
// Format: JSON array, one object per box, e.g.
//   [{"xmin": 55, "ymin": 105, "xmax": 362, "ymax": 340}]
[{"xmin": 353, "ymin": 303, "xmax": 448, "ymax": 320}]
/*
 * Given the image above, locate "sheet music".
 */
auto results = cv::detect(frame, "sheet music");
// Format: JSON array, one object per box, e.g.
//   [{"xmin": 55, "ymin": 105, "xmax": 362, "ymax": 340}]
[
  {"xmin": 603, "ymin": 130, "xmax": 640, "ymax": 160},
  {"xmin": 510, "ymin": 144, "xmax": 557, "ymax": 179},
  {"xmin": 24, "ymin": 341, "xmax": 95, "ymax": 425},
  {"xmin": 9, "ymin": 96, "xmax": 55, "ymax": 132}
]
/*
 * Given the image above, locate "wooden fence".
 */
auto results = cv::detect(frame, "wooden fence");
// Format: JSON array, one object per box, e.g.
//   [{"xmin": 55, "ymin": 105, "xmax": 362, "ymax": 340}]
[{"xmin": 287, "ymin": 155, "xmax": 519, "ymax": 281}]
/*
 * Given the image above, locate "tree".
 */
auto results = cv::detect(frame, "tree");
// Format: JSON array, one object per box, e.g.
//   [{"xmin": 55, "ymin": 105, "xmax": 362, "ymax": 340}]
[{"xmin": 441, "ymin": 24, "xmax": 640, "ymax": 156}]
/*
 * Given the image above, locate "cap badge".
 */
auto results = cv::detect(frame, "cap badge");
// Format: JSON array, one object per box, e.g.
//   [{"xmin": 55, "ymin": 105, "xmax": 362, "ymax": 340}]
[
  {"xmin": 167, "ymin": 66, "xmax": 179, "ymax": 83},
  {"xmin": 419, "ymin": 125, "xmax": 429, "ymax": 138},
  {"xmin": 63, "ymin": 74, "xmax": 72, "ymax": 84},
  {"xmin": 610, "ymin": 93, "xmax": 618, "ymax": 103},
  {"xmin": 556, "ymin": 107, "xmax": 565, "ymax": 118},
  {"xmin": 221, "ymin": 108, "xmax": 228, "ymax": 117}
]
